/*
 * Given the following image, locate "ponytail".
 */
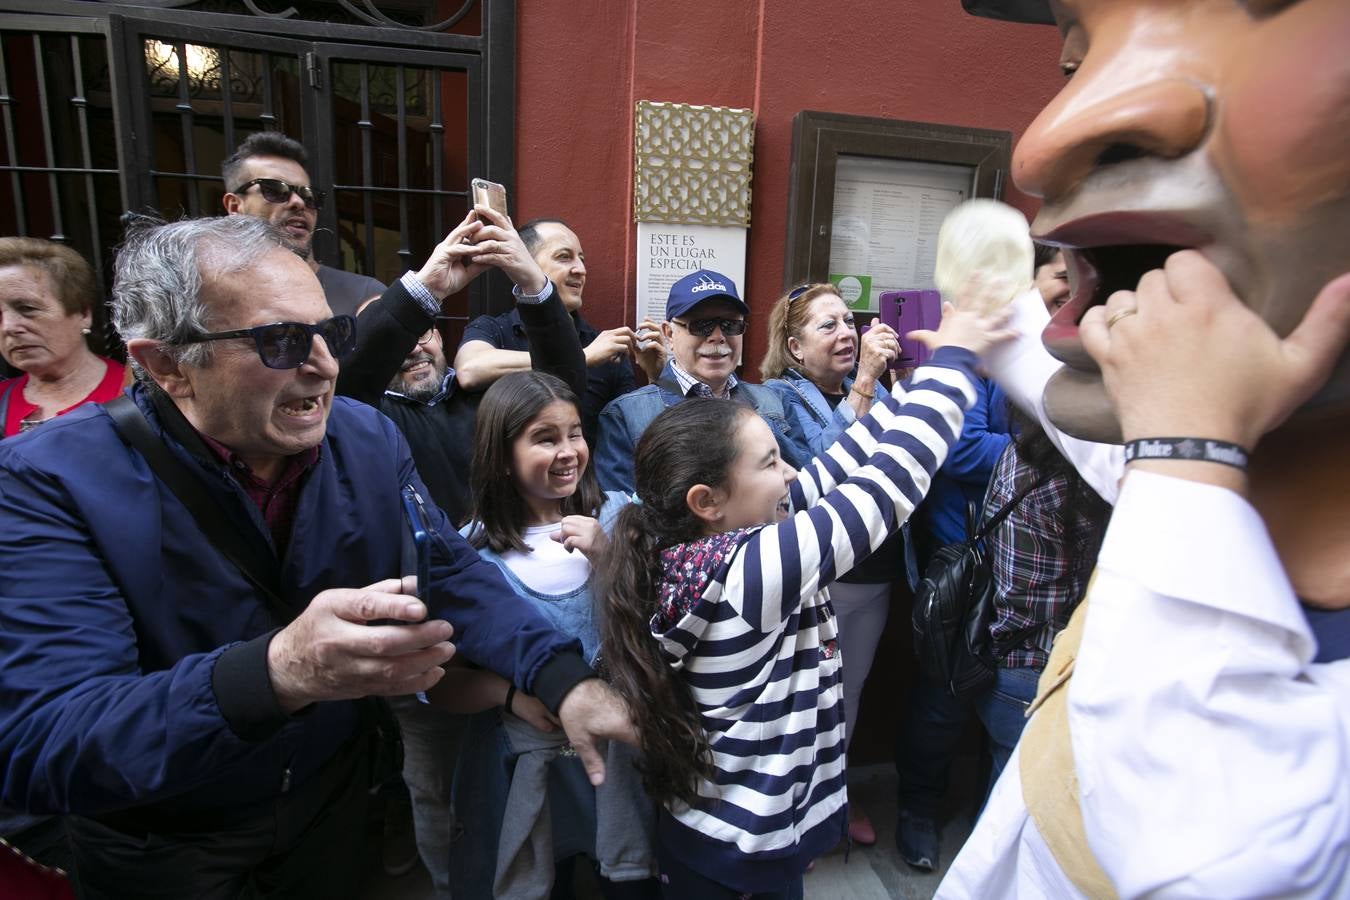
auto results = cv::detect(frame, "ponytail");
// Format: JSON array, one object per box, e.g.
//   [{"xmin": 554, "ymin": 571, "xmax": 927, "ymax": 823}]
[
  {"xmin": 599, "ymin": 504, "xmax": 714, "ymax": 806},
  {"xmin": 597, "ymin": 399, "xmax": 751, "ymax": 806}
]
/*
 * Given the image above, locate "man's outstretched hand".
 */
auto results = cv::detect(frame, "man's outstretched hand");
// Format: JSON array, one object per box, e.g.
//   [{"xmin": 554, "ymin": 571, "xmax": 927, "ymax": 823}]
[
  {"xmin": 267, "ymin": 578, "xmax": 455, "ymax": 715},
  {"xmin": 556, "ymin": 678, "xmax": 640, "ymax": 786}
]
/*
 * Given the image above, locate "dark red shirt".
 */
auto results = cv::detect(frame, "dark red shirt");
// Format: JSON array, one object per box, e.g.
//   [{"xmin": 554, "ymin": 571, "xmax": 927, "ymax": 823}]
[{"xmin": 198, "ymin": 433, "xmax": 319, "ymax": 556}]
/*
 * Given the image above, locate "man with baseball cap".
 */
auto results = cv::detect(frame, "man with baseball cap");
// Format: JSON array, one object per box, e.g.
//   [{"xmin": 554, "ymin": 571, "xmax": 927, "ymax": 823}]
[{"xmin": 593, "ymin": 269, "xmax": 805, "ymax": 493}]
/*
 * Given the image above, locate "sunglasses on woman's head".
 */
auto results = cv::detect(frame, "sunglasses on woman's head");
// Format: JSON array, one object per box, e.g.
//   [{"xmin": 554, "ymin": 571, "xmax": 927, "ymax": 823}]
[
  {"xmin": 786, "ymin": 283, "xmax": 813, "ymax": 302},
  {"xmin": 177, "ymin": 315, "xmax": 357, "ymax": 369},
  {"xmin": 234, "ymin": 177, "xmax": 324, "ymax": 211}
]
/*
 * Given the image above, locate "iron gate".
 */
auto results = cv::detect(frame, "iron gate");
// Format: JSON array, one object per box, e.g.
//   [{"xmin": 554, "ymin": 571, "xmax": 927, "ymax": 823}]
[{"xmin": 0, "ymin": 0, "xmax": 515, "ymax": 352}]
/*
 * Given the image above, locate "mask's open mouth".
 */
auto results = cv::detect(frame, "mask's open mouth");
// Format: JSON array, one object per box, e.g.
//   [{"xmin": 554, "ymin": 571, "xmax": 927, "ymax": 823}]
[{"xmin": 1039, "ymin": 211, "xmax": 1211, "ymax": 368}]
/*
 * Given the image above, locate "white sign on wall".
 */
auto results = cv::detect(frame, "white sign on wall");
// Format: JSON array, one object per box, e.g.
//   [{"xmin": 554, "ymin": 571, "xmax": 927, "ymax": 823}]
[{"xmin": 635, "ymin": 222, "xmax": 747, "ymax": 325}]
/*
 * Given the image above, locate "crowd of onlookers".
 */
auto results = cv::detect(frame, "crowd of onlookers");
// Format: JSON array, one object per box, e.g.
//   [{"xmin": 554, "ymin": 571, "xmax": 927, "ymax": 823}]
[
  {"xmin": 5, "ymin": 0, "xmax": 1350, "ymax": 894},
  {"xmin": 0, "ymin": 127, "xmax": 1109, "ymax": 900}
]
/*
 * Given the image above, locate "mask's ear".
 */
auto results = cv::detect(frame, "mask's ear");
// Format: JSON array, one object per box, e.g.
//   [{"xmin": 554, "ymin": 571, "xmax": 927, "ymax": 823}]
[
  {"xmin": 127, "ymin": 339, "xmax": 195, "ymax": 399},
  {"xmin": 685, "ymin": 482, "xmax": 725, "ymax": 529}
]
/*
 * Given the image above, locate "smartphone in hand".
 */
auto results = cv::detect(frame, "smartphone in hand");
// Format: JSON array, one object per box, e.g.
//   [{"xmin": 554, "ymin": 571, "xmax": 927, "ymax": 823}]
[
  {"xmin": 400, "ymin": 484, "xmax": 433, "ymax": 604},
  {"xmin": 471, "ymin": 178, "xmax": 508, "ymax": 220}
]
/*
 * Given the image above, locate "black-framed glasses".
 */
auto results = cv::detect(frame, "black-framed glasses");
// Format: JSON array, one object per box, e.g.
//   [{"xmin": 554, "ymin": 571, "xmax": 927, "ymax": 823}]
[
  {"xmin": 178, "ymin": 315, "xmax": 356, "ymax": 369},
  {"xmin": 234, "ymin": 177, "xmax": 324, "ymax": 211},
  {"xmin": 671, "ymin": 317, "xmax": 747, "ymax": 337},
  {"xmin": 415, "ymin": 316, "xmax": 458, "ymax": 345}
]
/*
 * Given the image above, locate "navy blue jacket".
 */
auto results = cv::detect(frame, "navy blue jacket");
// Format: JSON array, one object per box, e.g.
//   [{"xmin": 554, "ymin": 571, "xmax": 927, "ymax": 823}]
[
  {"xmin": 919, "ymin": 376, "xmax": 1012, "ymax": 550},
  {"xmin": 0, "ymin": 386, "xmax": 590, "ymax": 818}
]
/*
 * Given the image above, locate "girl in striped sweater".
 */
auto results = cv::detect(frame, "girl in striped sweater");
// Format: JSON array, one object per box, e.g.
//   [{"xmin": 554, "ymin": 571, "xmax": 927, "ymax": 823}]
[{"xmin": 598, "ymin": 306, "xmax": 1009, "ymax": 898}]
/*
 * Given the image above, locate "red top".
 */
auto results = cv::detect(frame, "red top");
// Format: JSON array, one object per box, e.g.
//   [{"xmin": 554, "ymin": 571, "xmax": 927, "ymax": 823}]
[{"xmin": 0, "ymin": 358, "xmax": 127, "ymax": 438}]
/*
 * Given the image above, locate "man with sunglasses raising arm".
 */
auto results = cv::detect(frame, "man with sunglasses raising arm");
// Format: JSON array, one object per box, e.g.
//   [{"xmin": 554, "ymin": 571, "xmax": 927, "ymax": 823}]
[
  {"xmin": 222, "ymin": 132, "xmax": 385, "ymax": 317},
  {"xmin": 593, "ymin": 268, "xmax": 806, "ymax": 493},
  {"xmin": 0, "ymin": 215, "xmax": 635, "ymax": 899}
]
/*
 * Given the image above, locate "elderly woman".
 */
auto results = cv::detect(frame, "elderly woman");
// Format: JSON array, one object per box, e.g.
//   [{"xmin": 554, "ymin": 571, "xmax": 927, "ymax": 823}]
[
  {"xmin": 0, "ymin": 238, "xmax": 125, "ymax": 437},
  {"xmin": 760, "ymin": 282, "xmax": 905, "ymax": 846}
]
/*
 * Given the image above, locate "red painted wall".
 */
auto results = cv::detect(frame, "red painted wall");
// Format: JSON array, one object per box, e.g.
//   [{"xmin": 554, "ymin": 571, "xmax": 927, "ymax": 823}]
[{"xmin": 514, "ymin": 1, "xmax": 1064, "ymax": 372}]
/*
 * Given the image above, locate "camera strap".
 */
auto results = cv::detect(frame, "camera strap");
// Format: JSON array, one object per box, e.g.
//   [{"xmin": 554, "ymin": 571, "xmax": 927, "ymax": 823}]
[{"xmin": 103, "ymin": 394, "xmax": 293, "ymax": 626}]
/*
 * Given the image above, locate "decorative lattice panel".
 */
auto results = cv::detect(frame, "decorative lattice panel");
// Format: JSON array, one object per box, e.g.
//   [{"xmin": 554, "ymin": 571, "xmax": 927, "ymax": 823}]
[{"xmin": 633, "ymin": 101, "xmax": 754, "ymax": 227}]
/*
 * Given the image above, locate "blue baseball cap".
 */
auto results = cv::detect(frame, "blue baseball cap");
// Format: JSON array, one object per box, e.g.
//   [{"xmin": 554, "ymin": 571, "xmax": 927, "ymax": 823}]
[{"xmin": 664, "ymin": 269, "xmax": 749, "ymax": 321}]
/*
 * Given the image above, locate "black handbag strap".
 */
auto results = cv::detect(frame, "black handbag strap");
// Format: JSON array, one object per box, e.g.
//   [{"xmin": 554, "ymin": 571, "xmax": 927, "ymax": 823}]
[
  {"xmin": 104, "ymin": 394, "xmax": 294, "ymax": 626},
  {"xmin": 972, "ymin": 467, "xmax": 1053, "ymax": 543}
]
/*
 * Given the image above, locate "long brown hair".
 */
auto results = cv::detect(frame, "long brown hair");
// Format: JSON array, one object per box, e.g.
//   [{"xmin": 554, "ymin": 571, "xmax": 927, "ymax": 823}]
[
  {"xmin": 599, "ymin": 399, "xmax": 753, "ymax": 806},
  {"xmin": 468, "ymin": 371, "xmax": 602, "ymax": 553},
  {"xmin": 758, "ymin": 283, "xmax": 842, "ymax": 380}
]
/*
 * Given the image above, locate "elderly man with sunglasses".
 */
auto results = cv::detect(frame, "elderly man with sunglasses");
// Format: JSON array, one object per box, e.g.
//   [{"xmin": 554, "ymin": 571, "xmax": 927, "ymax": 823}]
[
  {"xmin": 593, "ymin": 268, "xmax": 806, "ymax": 493},
  {"xmin": 0, "ymin": 215, "xmax": 634, "ymax": 899},
  {"xmin": 222, "ymin": 131, "xmax": 385, "ymax": 317}
]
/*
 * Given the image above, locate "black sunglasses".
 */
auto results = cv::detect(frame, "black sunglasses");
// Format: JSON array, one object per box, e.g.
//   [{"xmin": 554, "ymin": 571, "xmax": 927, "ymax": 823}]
[
  {"xmin": 787, "ymin": 283, "xmax": 813, "ymax": 302},
  {"xmin": 235, "ymin": 177, "xmax": 324, "ymax": 211},
  {"xmin": 178, "ymin": 315, "xmax": 356, "ymax": 369},
  {"xmin": 671, "ymin": 317, "xmax": 747, "ymax": 337}
]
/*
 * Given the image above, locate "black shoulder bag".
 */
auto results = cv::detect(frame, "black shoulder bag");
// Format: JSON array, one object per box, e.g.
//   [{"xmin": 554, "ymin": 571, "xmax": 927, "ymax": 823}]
[
  {"xmin": 103, "ymin": 394, "xmax": 403, "ymax": 783},
  {"xmin": 911, "ymin": 471, "xmax": 1050, "ymax": 701}
]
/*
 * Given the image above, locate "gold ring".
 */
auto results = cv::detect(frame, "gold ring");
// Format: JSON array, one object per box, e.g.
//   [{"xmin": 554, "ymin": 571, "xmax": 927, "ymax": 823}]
[{"xmin": 1106, "ymin": 309, "xmax": 1138, "ymax": 330}]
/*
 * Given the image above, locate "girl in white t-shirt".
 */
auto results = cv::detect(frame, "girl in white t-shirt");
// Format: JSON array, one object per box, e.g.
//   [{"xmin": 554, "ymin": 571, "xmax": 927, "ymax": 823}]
[{"xmin": 430, "ymin": 371, "xmax": 652, "ymax": 899}]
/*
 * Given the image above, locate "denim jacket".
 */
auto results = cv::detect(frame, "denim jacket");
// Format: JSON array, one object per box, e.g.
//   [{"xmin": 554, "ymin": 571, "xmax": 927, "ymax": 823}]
[
  {"xmin": 766, "ymin": 369, "xmax": 918, "ymax": 588},
  {"xmin": 593, "ymin": 361, "xmax": 806, "ymax": 494}
]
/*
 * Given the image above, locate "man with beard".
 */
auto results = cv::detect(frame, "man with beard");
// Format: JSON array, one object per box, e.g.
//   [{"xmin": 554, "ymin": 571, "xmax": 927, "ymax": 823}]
[
  {"xmin": 936, "ymin": 0, "xmax": 1350, "ymax": 896},
  {"xmin": 338, "ymin": 207, "xmax": 583, "ymax": 527},
  {"xmin": 222, "ymin": 132, "xmax": 385, "ymax": 317}
]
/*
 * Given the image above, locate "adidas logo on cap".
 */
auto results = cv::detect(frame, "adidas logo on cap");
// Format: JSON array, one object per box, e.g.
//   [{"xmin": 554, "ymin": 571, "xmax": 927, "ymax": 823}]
[{"xmin": 690, "ymin": 276, "xmax": 729, "ymax": 294}]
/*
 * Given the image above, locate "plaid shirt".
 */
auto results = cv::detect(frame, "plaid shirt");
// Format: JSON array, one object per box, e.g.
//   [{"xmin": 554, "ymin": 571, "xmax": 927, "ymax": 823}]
[
  {"xmin": 668, "ymin": 357, "xmax": 737, "ymax": 399},
  {"xmin": 199, "ymin": 433, "xmax": 319, "ymax": 557},
  {"xmin": 983, "ymin": 442, "xmax": 1109, "ymax": 670}
]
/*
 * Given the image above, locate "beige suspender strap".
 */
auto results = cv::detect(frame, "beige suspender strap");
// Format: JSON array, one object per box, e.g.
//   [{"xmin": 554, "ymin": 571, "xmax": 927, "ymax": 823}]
[{"xmin": 1019, "ymin": 579, "xmax": 1118, "ymax": 898}]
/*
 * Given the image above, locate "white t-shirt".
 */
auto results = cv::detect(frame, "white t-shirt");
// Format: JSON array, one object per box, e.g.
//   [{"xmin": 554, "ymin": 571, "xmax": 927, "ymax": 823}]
[{"xmin": 499, "ymin": 523, "xmax": 590, "ymax": 595}]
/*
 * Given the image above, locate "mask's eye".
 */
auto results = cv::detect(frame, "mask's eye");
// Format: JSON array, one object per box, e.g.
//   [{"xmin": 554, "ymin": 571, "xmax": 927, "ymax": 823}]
[{"xmin": 1059, "ymin": 22, "xmax": 1086, "ymax": 79}]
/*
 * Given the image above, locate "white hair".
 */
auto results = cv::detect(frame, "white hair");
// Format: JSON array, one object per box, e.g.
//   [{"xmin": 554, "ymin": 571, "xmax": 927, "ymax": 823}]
[{"xmin": 112, "ymin": 216, "xmax": 287, "ymax": 382}]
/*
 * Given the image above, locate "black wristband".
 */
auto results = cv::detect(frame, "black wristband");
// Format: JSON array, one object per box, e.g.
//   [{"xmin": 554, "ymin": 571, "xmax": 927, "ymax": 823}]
[
  {"xmin": 1123, "ymin": 437, "xmax": 1248, "ymax": 469},
  {"xmin": 504, "ymin": 684, "xmax": 517, "ymax": 715}
]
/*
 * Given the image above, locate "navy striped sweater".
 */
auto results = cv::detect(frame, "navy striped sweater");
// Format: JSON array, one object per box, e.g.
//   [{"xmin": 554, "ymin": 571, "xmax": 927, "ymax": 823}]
[{"xmin": 648, "ymin": 347, "xmax": 978, "ymax": 891}]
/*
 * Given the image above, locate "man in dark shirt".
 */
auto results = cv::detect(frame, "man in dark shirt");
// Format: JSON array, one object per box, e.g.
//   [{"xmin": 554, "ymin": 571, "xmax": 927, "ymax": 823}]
[
  {"xmin": 452, "ymin": 218, "xmax": 663, "ymax": 441},
  {"xmin": 338, "ymin": 209, "xmax": 584, "ymax": 526},
  {"xmin": 222, "ymin": 132, "xmax": 385, "ymax": 317}
]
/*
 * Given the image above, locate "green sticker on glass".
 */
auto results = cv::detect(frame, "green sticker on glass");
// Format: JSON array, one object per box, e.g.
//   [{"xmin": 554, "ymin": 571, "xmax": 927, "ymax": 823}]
[{"xmin": 830, "ymin": 274, "xmax": 873, "ymax": 312}]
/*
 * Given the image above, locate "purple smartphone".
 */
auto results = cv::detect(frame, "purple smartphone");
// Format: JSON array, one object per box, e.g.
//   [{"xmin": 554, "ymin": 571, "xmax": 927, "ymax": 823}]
[{"xmin": 877, "ymin": 290, "xmax": 942, "ymax": 368}]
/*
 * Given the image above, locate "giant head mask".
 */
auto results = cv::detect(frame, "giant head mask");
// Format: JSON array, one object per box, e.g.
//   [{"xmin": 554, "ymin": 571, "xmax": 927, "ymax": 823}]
[{"xmin": 982, "ymin": 0, "xmax": 1350, "ymax": 442}]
